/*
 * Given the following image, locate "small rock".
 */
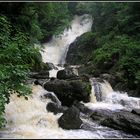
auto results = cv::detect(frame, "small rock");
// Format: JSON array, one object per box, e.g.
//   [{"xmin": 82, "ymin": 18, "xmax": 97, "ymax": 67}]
[
  {"xmin": 131, "ymin": 109, "xmax": 140, "ymax": 116},
  {"xmin": 43, "ymin": 92, "xmax": 61, "ymax": 105},
  {"xmin": 46, "ymin": 102, "xmax": 67, "ymax": 115},
  {"xmin": 46, "ymin": 62, "xmax": 58, "ymax": 70}
]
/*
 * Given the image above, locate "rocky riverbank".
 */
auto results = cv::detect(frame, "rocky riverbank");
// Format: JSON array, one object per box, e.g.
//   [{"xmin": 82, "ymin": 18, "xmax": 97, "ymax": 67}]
[{"xmin": 26, "ymin": 63, "xmax": 140, "ymax": 137}]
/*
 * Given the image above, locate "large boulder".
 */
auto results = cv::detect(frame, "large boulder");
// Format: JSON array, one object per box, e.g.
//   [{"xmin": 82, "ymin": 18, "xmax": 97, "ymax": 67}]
[
  {"xmin": 66, "ymin": 32, "xmax": 97, "ymax": 65},
  {"xmin": 90, "ymin": 109, "xmax": 140, "ymax": 136},
  {"xmin": 44, "ymin": 79, "xmax": 91, "ymax": 106},
  {"xmin": 57, "ymin": 68, "xmax": 78, "ymax": 80},
  {"xmin": 58, "ymin": 106, "xmax": 83, "ymax": 129}
]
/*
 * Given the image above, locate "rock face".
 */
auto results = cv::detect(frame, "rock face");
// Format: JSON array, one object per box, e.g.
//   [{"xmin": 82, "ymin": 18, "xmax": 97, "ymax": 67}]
[
  {"xmin": 66, "ymin": 32, "xmax": 97, "ymax": 65},
  {"xmin": 90, "ymin": 109, "xmax": 140, "ymax": 136},
  {"xmin": 58, "ymin": 106, "xmax": 83, "ymax": 129},
  {"xmin": 44, "ymin": 79, "xmax": 91, "ymax": 106}
]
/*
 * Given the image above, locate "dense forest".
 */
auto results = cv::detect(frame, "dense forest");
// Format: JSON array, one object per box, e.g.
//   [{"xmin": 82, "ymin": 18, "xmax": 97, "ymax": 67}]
[{"xmin": 0, "ymin": 2, "xmax": 140, "ymax": 129}]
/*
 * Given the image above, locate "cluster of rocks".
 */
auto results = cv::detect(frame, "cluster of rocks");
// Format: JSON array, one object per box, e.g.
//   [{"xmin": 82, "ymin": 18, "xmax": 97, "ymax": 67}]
[
  {"xmin": 28, "ymin": 63, "xmax": 140, "ymax": 136},
  {"xmin": 66, "ymin": 31, "xmax": 139, "ymax": 97},
  {"xmin": 27, "ymin": 62, "xmax": 92, "ymax": 130},
  {"xmin": 26, "ymin": 46, "xmax": 140, "ymax": 137},
  {"xmin": 45, "ymin": 91, "xmax": 140, "ymax": 137},
  {"xmin": 47, "ymin": 95, "xmax": 140, "ymax": 137},
  {"xmin": 28, "ymin": 62, "xmax": 92, "ymax": 107}
]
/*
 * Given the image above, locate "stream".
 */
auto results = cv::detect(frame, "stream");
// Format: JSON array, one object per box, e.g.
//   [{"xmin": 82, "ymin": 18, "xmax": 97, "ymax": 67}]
[{"xmin": 0, "ymin": 14, "xmax": 140, "ymax": 139}]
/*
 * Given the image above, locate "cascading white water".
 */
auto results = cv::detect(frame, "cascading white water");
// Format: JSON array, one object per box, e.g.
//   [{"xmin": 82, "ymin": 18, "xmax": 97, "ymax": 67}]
[
  {"xmin": 2, "ymin": 85, "xmax": 103, "ymax": 139},
  {"xmin": 40, "ymin": 14, "xmax": 93, "ymax": 78},
  {"xmin": 41, "ymin": 14, "xmax": 93, "ymax": 65},
  {"xmin": 87, "ymin": 79, "xmax": 140, "ymax": 112},
  {"xmin": 1, "ymin": 14, "xmax": 140, "ymax": 139}
]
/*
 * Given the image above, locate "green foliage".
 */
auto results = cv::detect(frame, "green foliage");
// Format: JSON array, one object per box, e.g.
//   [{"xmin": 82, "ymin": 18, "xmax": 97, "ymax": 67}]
[
  {"xmin": 0, "ymin": 2, "xmax": 72, "ymax": 128},
  {"xmin": 70, "ymin": 2, "xmax": 140, "ymax": 95},
  {"xmin": 19, "ymin": 2, "xmax": 72, "ymax": 43},
  {"xmin": 0, "ymin": 15, "xmax": 34, "ymax": 127},
  {"xmin": 92, "ymin": 34, "xmax": 140, "ymax": 92},
  {"xmin": 0, "ymin": 1, "xmax": 139, "ymax": 128},
  {"xmin": 0, "ymin": 2, "xmax": 72, "ymax": 43}
]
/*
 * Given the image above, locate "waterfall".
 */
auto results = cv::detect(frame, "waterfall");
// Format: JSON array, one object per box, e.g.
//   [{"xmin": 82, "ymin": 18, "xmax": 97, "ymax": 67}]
[
  {"xmin": 40, "ymin": 14, "xmax": 93, "ymax": 65},
  {"xmin": 1, "ymin": 14, "xmax": 140, "ymax": 139},
  {"xmin": 1, "ymin": 85, "xmax": 111, "ymax": 139},
  {"xmin": 89, "ymin": 78, "xmax": 113, "ymax": 102},
  {"xmin": 88, "ymin": 78, "xmax": 140, "ymax": 111}
]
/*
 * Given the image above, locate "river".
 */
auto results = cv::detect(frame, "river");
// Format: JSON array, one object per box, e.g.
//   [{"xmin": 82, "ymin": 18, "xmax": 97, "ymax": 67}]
[{"xmin": 0, "ymin": 14, "xmax": 140, "ymax": 139}]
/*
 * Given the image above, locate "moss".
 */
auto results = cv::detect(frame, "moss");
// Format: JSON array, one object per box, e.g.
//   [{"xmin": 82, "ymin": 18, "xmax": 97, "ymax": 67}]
[{"xmin": 85, "ymin": 83, "xmax": 92, "ymax": 95}]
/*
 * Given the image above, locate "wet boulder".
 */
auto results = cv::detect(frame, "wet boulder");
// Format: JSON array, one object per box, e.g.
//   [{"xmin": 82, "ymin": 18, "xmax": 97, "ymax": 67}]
[
  {"xmin": 44, "ymin": 79, "xmax": 91, "ymax": 106},
  {"xmin": 57, "ymin": 68, "xmax": 78, "ymax": 80},
  {"xmin": 90, "ymin": 109, "xmax": 140, "ymax": 136},
  {"xmin": 58, "ymin": 106, "xmax": 83, "ymax": 129},
  {"xmin": 46, "ymin": 102, "xmax": 68, "ymax": 115}
]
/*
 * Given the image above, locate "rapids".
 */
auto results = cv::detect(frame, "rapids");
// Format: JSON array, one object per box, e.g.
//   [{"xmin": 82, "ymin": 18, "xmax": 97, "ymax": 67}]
[{"xmin": 0, "ymin": 14, "xmax": 140, "ymax": 139}]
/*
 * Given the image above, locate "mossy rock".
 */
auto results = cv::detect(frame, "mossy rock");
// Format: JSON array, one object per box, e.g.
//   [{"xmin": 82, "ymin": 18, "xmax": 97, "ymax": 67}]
[
  {"xmin": 44, "ymin": 79, "xmax": 91, "ymax": 106},
  {"xmin": 66, "ymin": 32, "xmax": 97, "ymax": 65}
]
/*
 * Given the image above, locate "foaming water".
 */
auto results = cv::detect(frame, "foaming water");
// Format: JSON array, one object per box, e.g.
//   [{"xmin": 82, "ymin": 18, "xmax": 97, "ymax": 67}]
[
  {"xmin": 40, "ymin": 14, "xmax": 92, "ymax": 78},
  {"xmin": 89, "ymin": 79, "xmax": 113, "ymax": 103},
  {"xmin": 89, "ymin": 79, "xmax": 140, "ymax": 112},
  {"xmin": 104, "ymin": 91, "xmax": 140, "ymax": 110},
  {"xmin": 1, "ymin": 83, "xmax": 139, "ymax": 138},
  {"xmin": 49, "ymin": 65, "xmax": 64, "ymax": 78},
  {"xmin": 0, "ymin": 85, "xmax": 109, "ymax": 139},
  {"xmin": 40, "ymin": 14, "xmax": 93, "ymax": 65},
  {"xmin": 1, "ymin": 13, "xmax": 140, "ymax": 138}
]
